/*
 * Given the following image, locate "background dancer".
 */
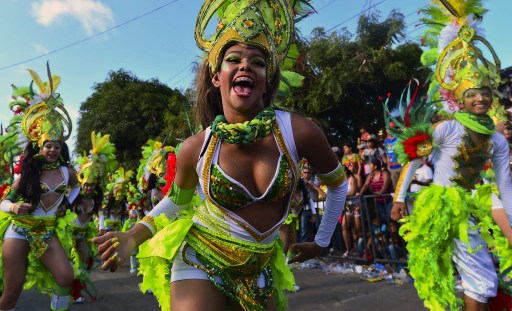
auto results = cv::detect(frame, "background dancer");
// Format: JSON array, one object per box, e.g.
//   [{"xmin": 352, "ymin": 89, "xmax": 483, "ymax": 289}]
[
  {"xmin": 390, "ymin": 2, "xmax": 512, "ymax": 309},
  {"xmin": 0, "ymin": 66, "xmax": 80, "ymax": 311}
]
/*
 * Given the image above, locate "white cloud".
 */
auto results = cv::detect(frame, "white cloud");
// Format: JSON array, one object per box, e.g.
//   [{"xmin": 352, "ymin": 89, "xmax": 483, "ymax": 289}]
[
  {"xmin": 66, "ymin": 104, "xmax": 79, "ymax": 120},
  {"xmin": 32, "ymin": 0, "xmax": 114, "ymax": 35},
  {"xmin": 33, "ymin": 43, "xmax": 49, "ymax": 54}
]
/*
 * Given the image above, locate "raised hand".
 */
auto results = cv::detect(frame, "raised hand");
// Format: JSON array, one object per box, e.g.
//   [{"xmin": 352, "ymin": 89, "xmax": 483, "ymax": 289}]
[{"xmin": 92, "ymin": 231, "xmax": 137, "ymax": 272}]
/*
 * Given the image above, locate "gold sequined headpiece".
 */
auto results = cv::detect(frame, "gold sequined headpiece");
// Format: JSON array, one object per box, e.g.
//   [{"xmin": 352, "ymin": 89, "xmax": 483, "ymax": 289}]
[
  {"xmin": 195, "ymin": 0, "xmax": 295, "ymax": 81},
  {"xmin": 20, "ymin": 63, "xmax": 72, "ymax": 148},
  {"xmin": 433, "ymin": 0, "xmax": 501, "ymax": 101}
]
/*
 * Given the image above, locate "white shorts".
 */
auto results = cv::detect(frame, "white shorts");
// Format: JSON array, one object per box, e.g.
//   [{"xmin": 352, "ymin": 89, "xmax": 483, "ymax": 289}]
[
  {"xmin": 170, "ymin": 242, "xmax": 265, "ymax": 288},
  {"xmin": 452, "ymin": 218, "xmax": 498, "ymax": 303},
  {"xmin": 3, "ymin": 223, "xmax": 27, "ymax": 241}
]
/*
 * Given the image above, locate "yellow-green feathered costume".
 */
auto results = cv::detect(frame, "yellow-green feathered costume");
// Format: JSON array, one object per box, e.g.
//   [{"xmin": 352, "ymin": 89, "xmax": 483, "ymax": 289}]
[{"xmin": 389, "ymin": 1, "xmax": 512, "ymax": 310}]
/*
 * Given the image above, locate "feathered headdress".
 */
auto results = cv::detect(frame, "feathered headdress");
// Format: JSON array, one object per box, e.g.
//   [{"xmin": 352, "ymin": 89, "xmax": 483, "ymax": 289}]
[
  {"xmin": 127, "ymin": 183, "xmax": 146, "ymax": 211},
  {"xmin": 76, "ymin": 131, "xmax": 118, "ymax": 188},
  {"xmin": 3, "ymin": 84, "xmax": 33, "ymax": 163},
  {"xmin": 195, "ymin": 0, "xmax": 314, "ymax": 83},
  {"xmin": 20, "ymin": 63, "xmax": 72, "ymax": 147},
  {"xmin": 136, "ymin": 140, "xmax": 175, "ymax": 192},
  {"xmin": 420, "ymin": 0, "xmax": 501, "ymax": 115},
  {"xmin": 383, "ymin": 79, "xmax": 435, "ymax": 165},
  {"xmin": 107, "ymin": 167, "xmax": 134, "ymax": 201}
]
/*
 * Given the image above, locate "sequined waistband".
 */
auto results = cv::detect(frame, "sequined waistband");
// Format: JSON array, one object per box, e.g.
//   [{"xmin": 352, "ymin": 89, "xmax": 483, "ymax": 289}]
[
  {"xmin": 184, "ymin": 224, "xmax": 277, "ymax": 311},
  {"xmin": 12, "ymin": 215, "xmax": 57, "ymax": 231},
  {"xmin": 186, "ymin": 225, "xmax": 276, "ymax": 273}
]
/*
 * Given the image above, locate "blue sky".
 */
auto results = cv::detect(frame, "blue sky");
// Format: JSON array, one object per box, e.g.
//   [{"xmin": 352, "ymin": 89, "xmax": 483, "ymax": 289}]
[{"xmin": 0, "ymin": 0, "xmax": 510, "ymax": 152}]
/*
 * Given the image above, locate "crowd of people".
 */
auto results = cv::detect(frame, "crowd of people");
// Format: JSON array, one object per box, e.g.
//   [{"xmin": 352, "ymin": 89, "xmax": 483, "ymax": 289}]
[{"xmin": 1, "ymin": 1, "xmax": 512, "ymax": 311}]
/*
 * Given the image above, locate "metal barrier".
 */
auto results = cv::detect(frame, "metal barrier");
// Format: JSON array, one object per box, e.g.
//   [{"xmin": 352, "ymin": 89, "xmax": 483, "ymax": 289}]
[{"xmin": 310, "ymin": 194, "xmax": 413, "ymax": 265}]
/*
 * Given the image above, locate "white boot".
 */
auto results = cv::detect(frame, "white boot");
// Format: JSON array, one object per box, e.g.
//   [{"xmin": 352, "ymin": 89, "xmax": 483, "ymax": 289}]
[{"xmin": 51, "ymin": 294, "xmax": 70, "ymax": 311}]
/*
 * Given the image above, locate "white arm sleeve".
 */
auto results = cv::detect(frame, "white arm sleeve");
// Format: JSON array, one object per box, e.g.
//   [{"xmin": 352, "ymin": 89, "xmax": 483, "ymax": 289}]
[
  {"xmin": 68, "ymin": 186, "xmax": 80, "ymax": 204},
  {"xmin": 0, "ymin": 200, "xmax": 13, "ymax": 213},
  {"xmin": 98, "ymin": 211, "xmax": 105, "ymax": 230},
  {"xmin": 394, "ymin": 159, "xmax": 422, "ymax": 203},
  {"xmin": 314, "ymin": 180, "xmax": 347, "ymax": 248},
  {"xmin": 139, "ymin": 196, "xmax": 189, "ymax": 235}
]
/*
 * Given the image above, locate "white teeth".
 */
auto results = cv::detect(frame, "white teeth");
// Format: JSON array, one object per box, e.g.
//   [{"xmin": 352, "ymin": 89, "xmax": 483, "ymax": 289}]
[{"xmin": 234, "ymin": 76, "xmax": 254, "ymax": 85}]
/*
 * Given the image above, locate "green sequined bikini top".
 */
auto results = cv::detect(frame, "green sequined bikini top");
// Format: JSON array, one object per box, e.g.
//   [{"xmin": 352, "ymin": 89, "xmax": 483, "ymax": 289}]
[
  {"xmin": 40, "ymin": 168, "xmax": 67, "ymax": 195},
  {"xmin": 207, "ymin": 133, "xmax": 295, "ymax": 210}
]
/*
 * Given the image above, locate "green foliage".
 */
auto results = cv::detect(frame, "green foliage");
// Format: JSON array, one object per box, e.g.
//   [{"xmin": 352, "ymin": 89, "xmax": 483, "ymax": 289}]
[
  {"xmin": 76, "ymin": 69, "xmax": 191, "ymax": 170},
  {"xmin": 279, "ymin": 10, "xmax": 431, "ymax": 146}
]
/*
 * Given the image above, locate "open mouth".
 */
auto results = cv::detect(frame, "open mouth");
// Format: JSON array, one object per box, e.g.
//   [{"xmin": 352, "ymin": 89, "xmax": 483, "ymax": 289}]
[{"xmin": 233, "ymin": 76, "xmax": 254, "ymax": 96}]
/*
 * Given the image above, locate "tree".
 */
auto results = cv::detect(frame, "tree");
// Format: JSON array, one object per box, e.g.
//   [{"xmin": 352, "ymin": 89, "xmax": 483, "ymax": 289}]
[
  {"xmin": 76, "ymin": 69, "xmax": 190, "ymax": 170},
  {"xmin": 279, "ymin": 10, "xmax": 430, "ymax": 146}
]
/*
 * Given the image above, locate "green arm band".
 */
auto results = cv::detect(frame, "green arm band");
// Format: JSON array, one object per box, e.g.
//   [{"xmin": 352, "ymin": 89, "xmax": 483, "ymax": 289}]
[{"xmin": 167, "ymin": 182, "xmax": 195, "ymax": 205}]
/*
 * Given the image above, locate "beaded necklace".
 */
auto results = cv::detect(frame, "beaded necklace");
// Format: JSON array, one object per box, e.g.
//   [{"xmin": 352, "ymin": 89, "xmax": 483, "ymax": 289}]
[
  {"xmin": 41, "ymin": 161, "xmax": 61, "ymax": 170},
  {"xmin": 210, "ymin": 107, "xmax": 276, "ymax": 144}
]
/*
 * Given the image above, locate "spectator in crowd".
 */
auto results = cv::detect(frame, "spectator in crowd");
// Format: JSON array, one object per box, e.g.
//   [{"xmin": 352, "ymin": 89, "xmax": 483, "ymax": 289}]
[
  {"xmin": 387, "ymin": 221, "xmax": 406, "ymax": 261},
  {"xmin": 342, "ymin": 143, "xmax": 363, "ymax": 188},
  {"xmin": 361, "ymin": 134, "xmax": 384, "ymax": 177},
  {"xmin": 280, "ymin": 179, "xmax": 310, "ymax": 260},
  {"xmin": 341, "ymin": 165, "xmax": 361, "ymax": 258},
  {"xmin": 383, "ymin": 127, "xmax": 402, "ymax": 189},
  {"xmin": 377, "ymin": 128, "xmax": 386, "ymax": 149},
  {"xmin": 410, "ymin": 158, "xmax": 433, "ymax": 194},
  {"xmin": 299, "ymin": 167, "xmax": 319, "ymax": 243},
  {"xmin": 357, "ymin": 159, "xmax": 393, "ymax": 223},
  {"xmin": 358, "ymin": 216, "xmax": 389, "ymax": 260},
  {"xmin": 360, "ymin": 125, "xmax": 371, "ymax": 142}
]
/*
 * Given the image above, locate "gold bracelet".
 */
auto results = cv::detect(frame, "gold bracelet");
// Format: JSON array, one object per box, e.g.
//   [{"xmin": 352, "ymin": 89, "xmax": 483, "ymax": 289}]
[{"xmin": 9, "ymin": 203, "xmax": 15, "ymax": 213}]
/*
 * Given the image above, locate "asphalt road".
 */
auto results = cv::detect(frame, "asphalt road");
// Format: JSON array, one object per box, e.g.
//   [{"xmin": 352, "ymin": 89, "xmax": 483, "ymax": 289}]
[{"xmin": 18, "ymin": 260, "xmax": 427, "ymax": 310}]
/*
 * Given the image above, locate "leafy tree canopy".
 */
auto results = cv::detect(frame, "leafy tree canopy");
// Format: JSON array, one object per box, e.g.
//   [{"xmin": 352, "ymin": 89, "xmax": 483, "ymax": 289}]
[
  {"xmin": 279, "ymin": 10, "xmax": 430, "ymax": 146},
  {"xmin": 76, "ymin": 69, "xmax": 190, "ymax": 170}
]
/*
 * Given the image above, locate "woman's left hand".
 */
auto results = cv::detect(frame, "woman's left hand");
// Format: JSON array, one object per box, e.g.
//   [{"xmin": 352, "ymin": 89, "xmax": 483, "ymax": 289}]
[{"xmin": 288, "ymin": 242, "xmax": 323, "ymax": 263}]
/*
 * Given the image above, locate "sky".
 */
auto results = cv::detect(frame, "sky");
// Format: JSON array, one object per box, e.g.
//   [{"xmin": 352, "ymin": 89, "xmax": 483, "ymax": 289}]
[{"xmin": 0, "ymin": 0, "xmax": 510, "ymax": 153}]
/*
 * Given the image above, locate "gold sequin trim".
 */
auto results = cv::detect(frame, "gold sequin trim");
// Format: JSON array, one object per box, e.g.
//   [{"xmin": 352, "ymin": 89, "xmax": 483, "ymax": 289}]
[
  {"xmin": 393, "ymin": 162, "xmax": 410, "ymax": 203},
  {"xmin": 318, "ymin": 163, "xmax": 346, "ymax": 188},
  {"xmin": 140, "ymin": 216, "xmax": 156, "ymax": 233},
  {"xmin": 201, "ymin": 122, "xmax": 298, "ymax": 242}
]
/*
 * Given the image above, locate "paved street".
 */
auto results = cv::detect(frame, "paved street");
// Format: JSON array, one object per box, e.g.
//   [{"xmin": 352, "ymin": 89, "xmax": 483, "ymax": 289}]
[{"xmin": 19, "ymin": 260, "xmax": 427, "ymax": 310}]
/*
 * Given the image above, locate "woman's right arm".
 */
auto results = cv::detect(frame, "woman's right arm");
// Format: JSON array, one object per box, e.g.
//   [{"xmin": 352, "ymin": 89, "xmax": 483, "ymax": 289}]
[
  {"xmin": 93, "ymin": 132, "xmax": 203, "ymax": 271},
  {"xmin": 0, "ymin": 178, "xmax": 33, "ymax": 214}
]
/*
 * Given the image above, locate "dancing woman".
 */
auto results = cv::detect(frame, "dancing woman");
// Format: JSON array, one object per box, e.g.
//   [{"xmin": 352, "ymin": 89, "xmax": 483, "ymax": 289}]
[
  {"xmin": 71, "ymin": 132, "xmax": 116, "ymax": 302},
  {"xmin": 390, "ymin": 2, "xmax": 512, "ymax": 309},
  {"xmin": 94, "ymin": 1, "xmax": 347, "ymax": 310},
  {"xmin": 0, "ymin": 67, "xmax": 79, "ymax": 311}
]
